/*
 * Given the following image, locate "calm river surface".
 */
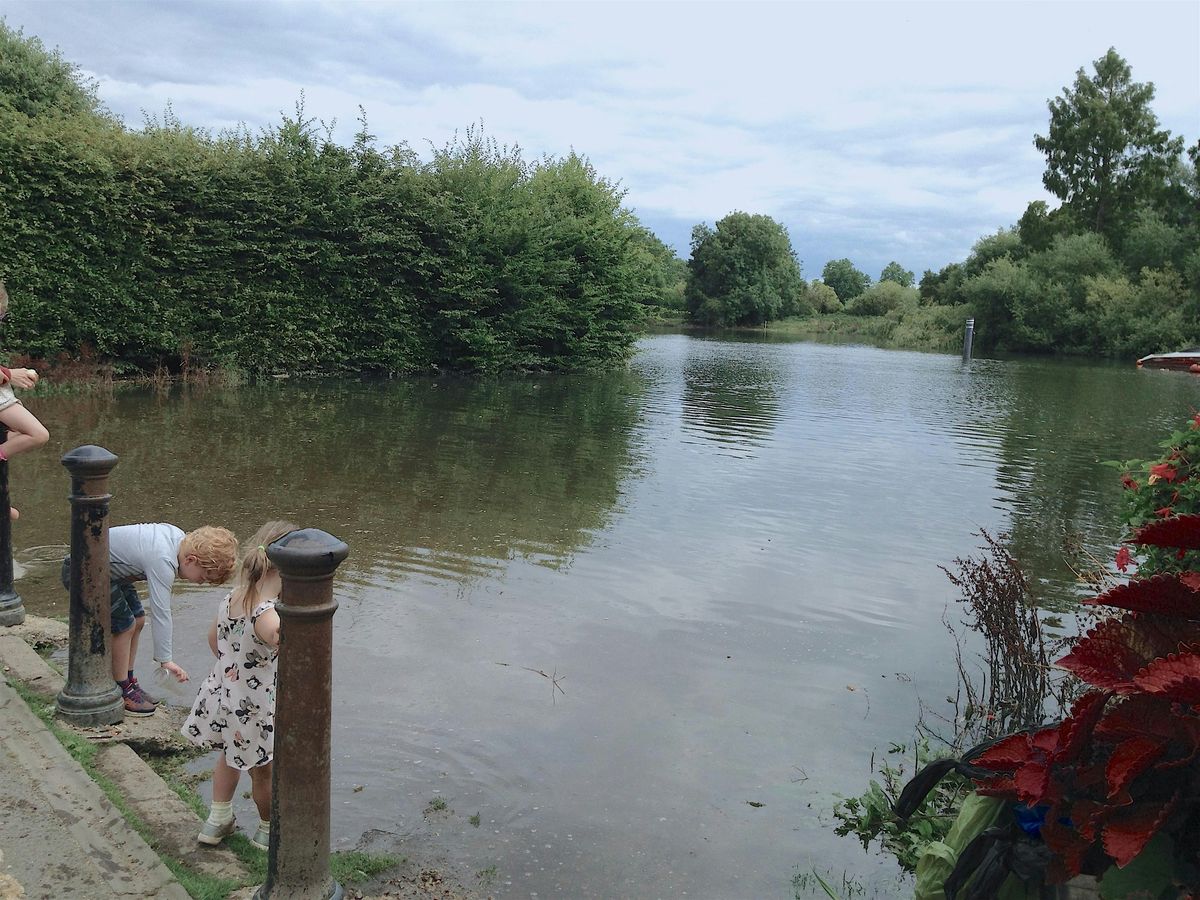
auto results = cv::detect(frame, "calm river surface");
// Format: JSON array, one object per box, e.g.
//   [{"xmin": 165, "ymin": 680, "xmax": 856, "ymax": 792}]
[{"xmin": 15, "ymin": 334, "xmax": 1200, "ymax": 898}]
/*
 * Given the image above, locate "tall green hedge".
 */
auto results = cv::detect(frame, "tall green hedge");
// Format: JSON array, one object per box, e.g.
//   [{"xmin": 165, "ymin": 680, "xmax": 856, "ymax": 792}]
[{"xmin": 0, "ymin": 24, "xmax": 674, "ymax": 375}]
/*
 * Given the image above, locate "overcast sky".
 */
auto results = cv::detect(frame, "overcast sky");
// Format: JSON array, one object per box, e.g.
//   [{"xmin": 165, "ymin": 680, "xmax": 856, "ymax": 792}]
[{"xmin": 4, "ymin": 1, "xmax": 1198, "ymax": 278}]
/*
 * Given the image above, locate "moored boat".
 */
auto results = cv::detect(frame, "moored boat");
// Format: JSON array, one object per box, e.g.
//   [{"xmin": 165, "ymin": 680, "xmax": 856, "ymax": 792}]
[{"xmin": 1136, "ymin": 349, "xmax": 1200, "ymax": 372}]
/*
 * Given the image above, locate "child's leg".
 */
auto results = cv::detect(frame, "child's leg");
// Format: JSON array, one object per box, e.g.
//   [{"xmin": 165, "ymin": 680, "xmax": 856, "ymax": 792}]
[
  {"xmin": 111, "ymin": 629, "xmax": 133, "ymax": 683},
  {"xmin": 248, "ymin": 762, "xmax": 273, "ymax": 849},
  {"xmin": 198, "ymin": 754, "xmax": 240, "ymax": 843},
  {"xmin": 127, "ymin": 615, "xmax": 145, "ymax": 679},
  {"xmin": 0, "ymin": 404, "xmax": 48, "ymax": 459},
  {"xmin": 249, "ymin": 762, "xmax": 272, "ymax": 822},
  {"xmin": 212, "ymin": 754, "xmax": 242, "ymax": 805}
]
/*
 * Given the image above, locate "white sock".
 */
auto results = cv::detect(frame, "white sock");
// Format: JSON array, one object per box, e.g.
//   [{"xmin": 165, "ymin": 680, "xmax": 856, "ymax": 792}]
[
  {"xmin": 207, "ymin": 800, "xmax": 233, "ymax": 825},
  {"xmin": 258, "ymin": 818, "xmax": 270, "ymax": 833}
]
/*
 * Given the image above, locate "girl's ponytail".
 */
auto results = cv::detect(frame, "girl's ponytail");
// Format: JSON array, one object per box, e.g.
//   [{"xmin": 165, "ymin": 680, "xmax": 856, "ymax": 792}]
[{"xmin": 231, "ymin": 520, "xmax": 298, "ymax": 616}]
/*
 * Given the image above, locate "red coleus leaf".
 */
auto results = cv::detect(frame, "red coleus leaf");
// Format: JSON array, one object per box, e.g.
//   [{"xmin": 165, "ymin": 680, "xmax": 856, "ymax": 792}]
[
  {"xmin": 1042, "ymin": 817, "xmax": 1090, "ymax": 881},
  {"xmin": 1102, "ymin": 795, "xmax": 1178, "ymax": 868},
  {"xmin": 1068, "ymin": 800, "xmax": 1107, "ymax": 843},
  {"xmin": 1090, "ymin": 573, "xmax": 1200, "ymax": 617},
  {"xmin": 1121, "ymin": 473, "xmax": 1140, "ymax": 490},
  {"xmin": 1054, "ymin": 690, "xmax": 1111, "ymax": 764},
  {"xmin": 1133, "ymin": 649, "xmax": 1200, "ymax": 706},
  {"xmin": 1115, "ymin": 546, "xmax": 1133, "ymax": 572},
  {"xmin": 1095, "ymin": 693, "xmax": 1181, "ymax": 741},
  {"xmin": 1014, "ymin": 760, "xmax": 1052, "ymax": 805},
  {"xmin": 971, "ymin": 732, "xmax": 1033, "ymax": 772},
  {"xmin": 1104, "ymin": 735, "xmax": 1165, "ymax": 799},
  {"xmin": 1130, "ymin": 514, "xmax": 1200, "ymax": 550},
  {"xmin": 1030, "ymin": 725, "xmax": 1060, "ymax": 755},
  {"xmin": 1056, "ymin": 615, "xmax": 1197, "ymax": 692},
  {"xmin": 973, "ymin": 773, "xmax": 1017, "ymax": 798},
  {"xmin": 1182, "ymin": 572, "xmax": 1200, "ymax": 592}
]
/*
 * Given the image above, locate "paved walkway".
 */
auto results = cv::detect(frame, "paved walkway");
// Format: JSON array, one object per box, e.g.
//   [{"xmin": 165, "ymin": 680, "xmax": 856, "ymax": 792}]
[{"xmin": 0, "ymin": 676, "xmax": 189, "ymax": 899}]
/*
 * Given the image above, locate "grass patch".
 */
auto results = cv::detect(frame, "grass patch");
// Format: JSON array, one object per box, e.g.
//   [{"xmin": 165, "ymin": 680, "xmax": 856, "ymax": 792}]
[
  {"xmin": 426, "ymin": 795, "xmax": 448, "ymax": 812},
  {"xmin": 331, "ymin": 850, "xmax": 402, "ymax": 884}
]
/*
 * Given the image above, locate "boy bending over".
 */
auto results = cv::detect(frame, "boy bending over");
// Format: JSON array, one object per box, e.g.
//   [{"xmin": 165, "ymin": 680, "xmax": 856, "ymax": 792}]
[{"xmin": 62, "ymin": 523, "xmax": 238, "ymax": 716}]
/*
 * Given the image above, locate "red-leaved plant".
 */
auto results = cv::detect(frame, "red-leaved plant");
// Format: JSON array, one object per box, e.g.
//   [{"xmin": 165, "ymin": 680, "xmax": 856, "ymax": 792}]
[{"xmin": 966, "ymin": 512, "xmax": 1200, "ymax": 883}]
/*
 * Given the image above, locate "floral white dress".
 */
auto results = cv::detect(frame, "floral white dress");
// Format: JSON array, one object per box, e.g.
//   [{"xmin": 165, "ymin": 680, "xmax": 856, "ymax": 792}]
[{"xmin": 182, "ymin": 593, "xmax": 278, "ymax": 771}]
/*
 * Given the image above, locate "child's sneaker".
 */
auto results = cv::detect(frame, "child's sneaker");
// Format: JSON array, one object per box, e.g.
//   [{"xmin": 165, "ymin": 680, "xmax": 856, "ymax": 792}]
[
  {"xmin": 250, "ymin": 821, "xmax": 270, "ymax": 851},
  {"xmin": 120, "ymin": 681, "xmax": 156, "ymax": 717},
  {"xmin": 128, "ymin": 674, "xmax": 158, "ymax": 706},
  {"xmin": 197, "ymin": 818, "xmax": 236, "ymax": 846}
]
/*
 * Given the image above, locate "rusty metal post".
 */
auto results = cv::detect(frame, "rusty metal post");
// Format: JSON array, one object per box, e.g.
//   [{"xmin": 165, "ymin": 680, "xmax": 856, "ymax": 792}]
[
  {"xmin": 0, "ymin": 425, "xmax": 24, "ymax": 626},
  {"xmin": 56, "ymin": 445, "xmax": 123, "ymax": 726},
  {"xmin": 256, "ymin": 529, "xmax": 349, "ymax": 900}
]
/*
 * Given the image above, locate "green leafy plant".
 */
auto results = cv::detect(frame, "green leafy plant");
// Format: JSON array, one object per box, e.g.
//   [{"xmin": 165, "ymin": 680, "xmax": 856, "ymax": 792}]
[
  {"xmin": 1110, "ymin": 412, "xmax": 1200, "ymax": 574},
  {"xmin": 832, "ymin": 739, "xmax": 970, "ymax": 873}
]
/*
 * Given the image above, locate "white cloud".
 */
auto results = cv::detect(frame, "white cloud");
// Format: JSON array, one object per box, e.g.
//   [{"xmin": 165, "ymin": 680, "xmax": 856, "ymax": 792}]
[{"xmin": 7, "ymin": 0, "xmax": 1198, "ymax": 274}]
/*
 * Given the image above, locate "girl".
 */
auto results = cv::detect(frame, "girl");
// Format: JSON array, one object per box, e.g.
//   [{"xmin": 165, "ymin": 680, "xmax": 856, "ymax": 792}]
[
  {"xmin": 182, "ymin": 520, "xmax": 296, "ymax": 850},
  {"xmin": 0, "ymin": 280, "xmax": 50, "ymax": 519}
]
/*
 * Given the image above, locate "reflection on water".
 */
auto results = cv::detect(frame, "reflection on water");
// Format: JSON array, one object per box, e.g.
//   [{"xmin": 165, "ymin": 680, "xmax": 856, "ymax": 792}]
[{"xmin": 12, "ymin": 335, "xmax": 1199, "ymax": 898}]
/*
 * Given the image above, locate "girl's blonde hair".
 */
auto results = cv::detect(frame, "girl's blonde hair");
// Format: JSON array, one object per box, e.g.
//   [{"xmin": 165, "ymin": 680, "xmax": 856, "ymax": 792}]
[{"xmin": 231, "ymin": 520, "xmax": 298, "ymax": 616}]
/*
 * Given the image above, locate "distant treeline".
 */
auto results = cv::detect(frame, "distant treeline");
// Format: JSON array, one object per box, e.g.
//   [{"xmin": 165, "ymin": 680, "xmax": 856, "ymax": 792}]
[
  {"xmin": 674, "ymin": 49, "xmax": 1200, "ymax": 359},
  {"xmin": 0, "ymin": 24, "xmax": 681, "ymax": 375}
]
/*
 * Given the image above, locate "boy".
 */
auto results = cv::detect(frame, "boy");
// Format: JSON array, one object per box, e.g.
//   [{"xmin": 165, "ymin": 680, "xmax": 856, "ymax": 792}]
[{"xmin": 62, "ymin": 523, "xmax": 238, "ymax": 716}]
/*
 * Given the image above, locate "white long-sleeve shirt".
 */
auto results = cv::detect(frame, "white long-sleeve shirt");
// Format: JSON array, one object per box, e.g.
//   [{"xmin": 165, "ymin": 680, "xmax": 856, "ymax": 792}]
[{"xmin": 108, "ymin": 523, "xmax": 185, "ymax": 664}]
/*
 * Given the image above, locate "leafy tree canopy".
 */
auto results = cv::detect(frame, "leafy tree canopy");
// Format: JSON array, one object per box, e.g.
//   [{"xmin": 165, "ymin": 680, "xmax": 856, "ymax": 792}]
[
  {"xmin": 684, "ymin": 212, "xmax": 805, "ymax": 326},
  {"xmin": 821, "ymin": 258, "xmax": 870, "ymax": 301},
  {"xmin": 1034, "ymin": 47, "xmax": 1184, "ymax": 235},
  {"xmin": 879, "ymin": 261, "xmax": 915, "ymax": 287}
]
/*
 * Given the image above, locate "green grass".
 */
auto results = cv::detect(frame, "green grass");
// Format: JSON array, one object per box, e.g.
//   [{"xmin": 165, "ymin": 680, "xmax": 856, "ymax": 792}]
[
  {"xmin": 8, "ymin": 678, "xmax": 401, "ymax": 898},
  {"xmin": 426, "ymin": 795, "xmax": 448, "ymax": 812}
]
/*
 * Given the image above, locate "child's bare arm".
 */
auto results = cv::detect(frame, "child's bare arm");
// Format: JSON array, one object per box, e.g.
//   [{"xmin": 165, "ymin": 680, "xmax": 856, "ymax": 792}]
[{"xmin": 253, "ymin": 607, "xmax": 281, "ymax": 650}]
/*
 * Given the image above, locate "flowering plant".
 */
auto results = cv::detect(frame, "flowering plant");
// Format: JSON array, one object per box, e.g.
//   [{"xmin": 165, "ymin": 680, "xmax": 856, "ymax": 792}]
[{"xmin": 1111, "ymin": 412, "xmax": 1200, "ymax": 574}]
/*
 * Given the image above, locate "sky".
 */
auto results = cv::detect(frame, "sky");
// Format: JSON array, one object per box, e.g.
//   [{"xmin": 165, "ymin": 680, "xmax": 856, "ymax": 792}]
[{"xmin": 4, "ymin": 1, "xmax": 1198, "ymax": 278}]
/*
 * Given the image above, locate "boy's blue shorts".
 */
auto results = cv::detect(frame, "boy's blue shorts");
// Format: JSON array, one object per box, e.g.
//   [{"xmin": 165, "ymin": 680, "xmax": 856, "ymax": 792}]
[{"xmin": 59, "ymin": 557, "xmax": 144, "ymax": 635}]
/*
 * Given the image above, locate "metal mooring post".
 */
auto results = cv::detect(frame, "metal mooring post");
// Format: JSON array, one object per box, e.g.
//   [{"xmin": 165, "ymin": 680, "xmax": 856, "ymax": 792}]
[
  {"xmin": 56, "ymin": 445, "xmax": 123, "ymax": 726},
  {"xmin": 962, "ymin": 317, "xmax": 975, "ymax": 362},
  {"xmin": 0, "ymin": 426, "xmax": 24, "ymax": 626},
  {"xmin": 256, "ymin": 528, "xmax": 350, "ymax": 900}
]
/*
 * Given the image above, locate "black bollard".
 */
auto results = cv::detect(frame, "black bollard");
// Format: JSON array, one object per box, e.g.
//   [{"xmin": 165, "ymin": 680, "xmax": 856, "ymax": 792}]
[
  {"xmin": 0, "ymin": 425, "xmax": 23, "ymax": 626},
  {"xmin": 56, "ymin": 445, "xmax": 123, "ymax": 726},
  {"xmin": 256, "ymin": 528, "xmax": 349, "ymax": 900}
]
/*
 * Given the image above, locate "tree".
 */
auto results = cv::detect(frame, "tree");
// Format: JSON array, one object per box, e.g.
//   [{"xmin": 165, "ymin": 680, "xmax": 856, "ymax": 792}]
[
  {"xmin": 808, "ymin": 280, "xmax": 842, "ymax": 313},
  {"xmin": 879, "ymin": 261, "xmax": 914, "ymax": 287},
  {"xmin": 821, "ymin": 258, "xmax": 870, "ymax": 301},
  {"xmin": 684, "ymin": 212, "xmax": 804, "ymax": 326},
  {"xmin": 1034, "ymin": 48, "xmax": 1184, "ymax": 235}
]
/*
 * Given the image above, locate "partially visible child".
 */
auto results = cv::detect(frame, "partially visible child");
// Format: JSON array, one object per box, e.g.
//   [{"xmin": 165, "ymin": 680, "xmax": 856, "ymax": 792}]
[
  {"xmin": 183, "ymin": 520, "xmax": 296, "ymax": 850},
  {"xmin": 60, "ymin": 523, "xmax": 239, "ymax": 716},
  {"xmin": 0, "ymin": 280, "xmax": 51, "ymax": 518}
]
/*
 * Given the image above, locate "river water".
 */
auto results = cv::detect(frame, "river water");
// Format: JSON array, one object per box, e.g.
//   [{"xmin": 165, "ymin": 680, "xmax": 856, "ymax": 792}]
[{"xmin": 14, "ymin": 333, "xmax": 1200, "ymax": 898}]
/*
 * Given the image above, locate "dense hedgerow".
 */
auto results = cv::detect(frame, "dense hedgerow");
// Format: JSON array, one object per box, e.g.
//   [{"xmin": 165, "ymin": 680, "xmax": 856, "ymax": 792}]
[{"xmin": 0, "ymin": 24, "xmax": 677, "ymax": 375}]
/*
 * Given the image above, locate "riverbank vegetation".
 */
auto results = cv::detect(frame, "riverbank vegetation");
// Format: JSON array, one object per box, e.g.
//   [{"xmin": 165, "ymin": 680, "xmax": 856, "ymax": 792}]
[
  {"xmin": 680, "ymin": 49, "xmax": 1198, "ymax": 360},
  {"xmin": 0, "ymin": 23, "xmax": 681, "ymax": 377},
  {"xmin": 833, "ymin": 413, "xmax": 1200, "ymax": 895}
]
